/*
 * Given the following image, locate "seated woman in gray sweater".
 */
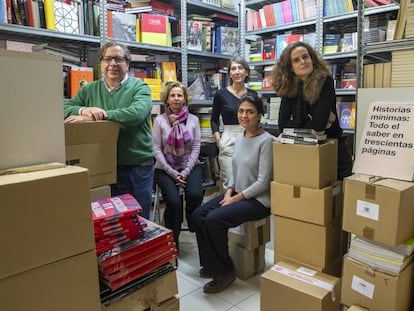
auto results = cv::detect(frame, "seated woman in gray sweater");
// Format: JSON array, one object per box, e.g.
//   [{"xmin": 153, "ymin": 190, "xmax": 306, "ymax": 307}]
[{"xmin": 191, "ymin": 93, "xmax": 275, "ymax": 294}]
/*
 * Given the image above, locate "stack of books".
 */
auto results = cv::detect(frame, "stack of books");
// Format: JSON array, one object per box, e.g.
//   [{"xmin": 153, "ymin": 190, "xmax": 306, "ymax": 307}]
[
  {"xmin": 348, "ymin": 235, "xmax": 414, "ymax": 274},
  {"xmin": 279, "ymin": 128, "xmax": 327, "ymax": 145},
  {"xmin": 92, "ymin": 194, "xmax": 146, "ymax": 256},
  {"xmin": 97, "ymin": 220, "xmax": 177, "ymax": 291},
  {"xmin": 92, "ymin": 194, "xmax": 177, "ymax": 291}
]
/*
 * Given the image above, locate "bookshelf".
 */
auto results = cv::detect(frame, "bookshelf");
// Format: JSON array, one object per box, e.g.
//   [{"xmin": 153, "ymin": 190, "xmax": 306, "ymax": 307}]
[{"xmin": 241, "ymin": 0, "xmax": 403, "ymax": 136}]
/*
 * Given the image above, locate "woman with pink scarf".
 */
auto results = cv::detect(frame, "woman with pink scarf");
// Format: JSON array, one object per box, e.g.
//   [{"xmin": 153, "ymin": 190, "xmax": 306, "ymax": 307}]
[{"xmin": 152, "ymin": 82, "xmax": 203, "ymax": 253}]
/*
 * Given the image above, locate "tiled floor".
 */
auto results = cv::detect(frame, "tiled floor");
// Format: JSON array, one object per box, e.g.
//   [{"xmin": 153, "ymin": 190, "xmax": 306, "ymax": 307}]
[{"xmin": 175, "ymin": 230, "xmax": 274, "ymax": 311}]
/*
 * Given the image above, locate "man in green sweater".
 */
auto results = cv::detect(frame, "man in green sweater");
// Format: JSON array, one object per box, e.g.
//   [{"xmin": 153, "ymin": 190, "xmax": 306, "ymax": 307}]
[{"xmin": 64, "ymin": 42, "xmax": 154, "ymax": 219}]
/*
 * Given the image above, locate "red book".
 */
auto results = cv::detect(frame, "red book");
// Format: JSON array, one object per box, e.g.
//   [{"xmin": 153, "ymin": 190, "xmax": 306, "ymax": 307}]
[
  {"xmin": 140, "ymin": 13, "xmax": 168, "ymax": 46},
  {"xmin": 98, "ymin": 219, "xmax": 174, "ymax": 267},
  {"xmin": 101, "ymin": 251, "xmax": 178, "ymax": 291},
  {"xmin": 91, "ymin": 194, "xmax": 143, "ymax": 224},
  {"xmin": 100, "ymin": 243, "xmax": 176, "ymax": 275}
]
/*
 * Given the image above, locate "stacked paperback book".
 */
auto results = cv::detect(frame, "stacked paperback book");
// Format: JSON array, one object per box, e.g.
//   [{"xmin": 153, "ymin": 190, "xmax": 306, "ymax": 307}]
[
  {"xmin": 279, "ymin": 128, "xmax": 327, "ymax": 145},
  {"xmin": 349, "ymin": 235, "xmax": 414, "ymax": 274},
  {"xmin": 91, "ymin": 194, "xmax": 177, "ymax": 291}
]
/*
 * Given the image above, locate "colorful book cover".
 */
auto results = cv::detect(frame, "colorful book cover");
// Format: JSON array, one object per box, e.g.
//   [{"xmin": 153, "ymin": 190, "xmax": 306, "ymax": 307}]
[
  {"xmin": 53, "ymin": 0, "xmax": 81, "ymax": 34},
  {"xmin": 215, "ymin": 26, "xmax": 238, "ymax": 55},
  {"xmin": 69, "ymin": 65, "xmax": 94, "ymax": 98},
  {"xmin": 161, "ymin": 61, "xmax": 177, "ymax": 82},
  {"xmin": 140, "ymin": 13, "xmax": 168, "ymax": 46},
  {"xmin": 111, "ymin": 11, "xmax": 136, "ymax": 42},
  {"xmin": 43, "ymin": 0, "xmax": 55, "ymax": 30},
  {"xmin": 336, "ymin": 101, "xmax": 356, "ymax": 129},
  {"xmin": 276, "ymin": 33, "xmax": 287, "ymax": 59},
  {"xmin": 91, "ymin": 193, "xmax": 143, "ymax": 224},
  {"xmin": 262, "ymin": 37, "xmax": 276, "ymax": 60}
]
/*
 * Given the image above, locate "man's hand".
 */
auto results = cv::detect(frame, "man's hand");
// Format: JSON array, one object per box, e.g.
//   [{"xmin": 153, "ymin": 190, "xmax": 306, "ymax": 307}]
[
  {"xmin": 176, "ymin": 174, "xmax": 187, "ymax": 188},
  {"xmin": 64, "ymin": 115, "xmax": 92, "ymax": 123},
  {"xmin": 80, "ymin": 107, "xmax": 107, "ymax": 121}
]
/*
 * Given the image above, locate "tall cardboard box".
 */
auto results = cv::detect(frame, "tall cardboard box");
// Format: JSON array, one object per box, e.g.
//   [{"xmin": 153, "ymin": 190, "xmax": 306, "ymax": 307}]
[
  {"xmin": 0, "ymin": 164, "xmax": 95, "ymax": 279},
  {"xmin": 274, "ymin": 215, "xmax": 342, "ymax": 269},
  {"xmin": 342, "ymin": 174, "xmax": 414, "ymax": 247},
  {"xmin": 271, "ymin": 181, "xmax": 343, "ymax": 226},
  {"xmin": 0, "ymin": 250, "xmax": 101, "ymax": 311},
  {"xmin": 261, "ymin": 261, "xmax": 341, "ymax": 311},
  {"xmin": 341, "ymin": 255, "xmax": 414, "ymax": 311},
  {"xmin": 273, "ymin": 140, "xmax": 337, "ymax": 189},
  {"xmin": 65, "ymin": 121, "xmax": 120, "ymax": 188},
  {"xmin": 0, "ymin": 49, "xmax": 65, "ymax": 170},
  {"xmin": 228, "ymin": 217, "xmax": 270, "ymax": 250}
]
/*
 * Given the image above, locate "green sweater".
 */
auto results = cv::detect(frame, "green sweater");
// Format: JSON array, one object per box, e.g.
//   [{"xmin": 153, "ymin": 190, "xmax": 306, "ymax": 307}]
[{"xmin": 64, "ymin": 78, "xmax": 153, "ymax": 166}]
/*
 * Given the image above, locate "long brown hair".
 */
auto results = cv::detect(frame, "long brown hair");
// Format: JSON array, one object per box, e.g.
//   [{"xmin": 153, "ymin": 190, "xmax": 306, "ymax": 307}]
[{"xmin": 271, "ymin": 41, "xmax": 330, "ymax": 104}]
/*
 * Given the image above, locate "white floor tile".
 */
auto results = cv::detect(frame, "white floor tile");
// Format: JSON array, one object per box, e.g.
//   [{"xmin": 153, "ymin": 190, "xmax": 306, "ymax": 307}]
[
  {"xmin": 235, "ymin": 291, "xmax": 261, "ymax": 311},
  {"xmin": 179, "ymin": 288, "xmax": 233, "ymax": 311},
  {"xmin": 215, "ymin": 278, "xmax": 258, "ymax": 306},
  {"xmin": 176, "ymin": 271, "xmax": 201, "ymax": 298}
]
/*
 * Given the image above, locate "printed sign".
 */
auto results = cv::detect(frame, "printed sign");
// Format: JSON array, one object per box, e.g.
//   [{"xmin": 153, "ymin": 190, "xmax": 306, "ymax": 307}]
[{"xmin": 353, "ymin": 102, "xmax": 414, "ymax": 181}]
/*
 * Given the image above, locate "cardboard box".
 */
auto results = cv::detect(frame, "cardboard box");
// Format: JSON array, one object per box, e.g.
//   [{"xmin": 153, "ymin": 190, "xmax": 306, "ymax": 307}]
[
  {"xmin": 0, "ymin": 250, "xmax": 101, "ymax": 311},
  {"xmin": 101, "ymin": 270, "xmax": 178, "ymax": 311},
  {"xmin": 228, "ymin": 217, "xmax": 270, "ymax": 250},
  {"xmin": 0, "ymin": 49, "xmax": 65, "ymax": 171},
  {"xmin": 271, "ymin": 181, "xmax": 343, "ymax": 226},
  {"xmin": 65, "ymin": 121, "xmax": 119, "ymax": 188},
  {"xmin": 0, "ymin": 164, "xmax": 95, "ymax": 279},
  {"xmin": 229, "ymin": 243, "xmax": 265, "ymax": 280},
  {"xmin": 341, "ymin": 255, "xmax": 414, "ymax": 311},
  {"xmin": 274, "ymin": 215, "xmax": 342, "ymax": 269},
  {"xmin": 261, "ymin": 261, "xmax": 341, "ymax": 311},
  {"xmin": 273, "ymin": 140, "xmax": 338, "ymax": 189},
  {"xmin": 343, "ymin": 174, "xmax": 414, "ymax": 247},
  {"xmin": 90, "ymin": 185, "xmax": 111, "ymax": 202},
  {"xmin": 343, "ymin": 305, "xmax": 369, "ymax": 311},
  {"xmin": 154, "ymin": 296, "xmax": 179, "ymax": 311},
  {"xmin": 274, "ymin": 253, "xmax": 343, "ymax": 278}
]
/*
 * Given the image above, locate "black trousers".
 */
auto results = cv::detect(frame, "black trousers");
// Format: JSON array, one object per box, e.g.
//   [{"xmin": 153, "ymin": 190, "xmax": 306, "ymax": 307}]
[
  {"xmin": 154, "ymin": 165, "xmax": 203, "ymax": 249},
  {"xmin": 191, "ymin": 193, "xmax": 270, "ymax": 276}
]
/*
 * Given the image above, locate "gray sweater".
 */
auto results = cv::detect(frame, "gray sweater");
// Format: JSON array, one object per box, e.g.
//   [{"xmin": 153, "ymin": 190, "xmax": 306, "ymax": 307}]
[{"xmin": 228, "ymin": 131, "xmax": 275, "ymax": 207}]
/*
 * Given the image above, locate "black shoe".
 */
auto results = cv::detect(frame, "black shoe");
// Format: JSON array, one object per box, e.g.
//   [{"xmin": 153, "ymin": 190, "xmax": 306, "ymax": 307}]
[
  {"xmin": 199, "ymin": 267, "xmax": 214, "ymax": 278},
  {"xmin": 203, "ymin": 270, "xmax": 236, "ymax": 293}
]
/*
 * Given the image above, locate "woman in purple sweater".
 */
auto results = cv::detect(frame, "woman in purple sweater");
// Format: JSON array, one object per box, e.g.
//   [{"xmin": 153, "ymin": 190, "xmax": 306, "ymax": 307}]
[{"xmin": 152, "ymin": 82, "xmax": 203, "ymax": 252}]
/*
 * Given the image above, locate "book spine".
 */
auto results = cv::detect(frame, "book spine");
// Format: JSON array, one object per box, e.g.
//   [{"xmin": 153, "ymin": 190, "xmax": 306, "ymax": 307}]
[{"xmin": 43, "ymin": 0, "xmax": 54, "ymax": 30}]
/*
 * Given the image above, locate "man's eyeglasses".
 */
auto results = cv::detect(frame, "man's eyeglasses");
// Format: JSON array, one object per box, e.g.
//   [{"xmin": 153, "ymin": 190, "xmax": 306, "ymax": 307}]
[{"xmin": 101, "ymin": 56, "xmax": 127, "ymax": 64}]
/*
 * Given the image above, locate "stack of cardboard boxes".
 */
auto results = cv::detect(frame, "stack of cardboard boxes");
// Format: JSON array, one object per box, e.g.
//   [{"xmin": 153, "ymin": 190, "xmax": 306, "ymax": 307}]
[
  {"xmin": 1, "ymin": 48, "xmax": 179, "ymax": 311},
  {"xmin": 228, "ymin": 217, "xmax": 271, "ymax": 280},
  {"xmin": 340, "ymin": 174, "xmax": 414, "ymax": 310},
  {"xmin": 261, "ymin": 140, "xmax": 343, "ymax": 310},
  {"xmin": 0, "ymin": 49, "xmax": 101, "ymax": 311}
]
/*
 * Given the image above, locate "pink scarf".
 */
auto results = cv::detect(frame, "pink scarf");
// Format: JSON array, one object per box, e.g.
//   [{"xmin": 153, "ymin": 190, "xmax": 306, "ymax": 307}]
[{"xmin": 165, "ymin": 107, "xmax": 191, "ymax": 167}]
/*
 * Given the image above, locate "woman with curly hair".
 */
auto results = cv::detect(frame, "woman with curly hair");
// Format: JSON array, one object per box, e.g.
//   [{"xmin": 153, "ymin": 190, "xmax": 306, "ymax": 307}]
[{"xmin": 271, "ymin": 41, "xmax": 352, "ymax": 180}]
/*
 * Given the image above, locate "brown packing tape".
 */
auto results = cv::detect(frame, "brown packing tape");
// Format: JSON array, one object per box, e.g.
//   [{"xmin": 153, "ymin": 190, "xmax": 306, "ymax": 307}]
[
  {"xmin": 365, "ymin": 184, "xmax": 376, "ymax": 200},
  {"xmin": 254, "ymin": 247, "xmax": 259, "ymax": 272},
  {"xmin": 0, "ymin": 162, "xmax": 66, "ymax": 176},
  {"xmin": 258, "ymin": 226, "xmax": 264, "ymax": 245},
  {"xmin": 363, "ymin": 226, "xmax": 375, "ymax": 240},
  {"xmin": 293, "ymin": 185, "xmax": 301, "ymax": 198}
]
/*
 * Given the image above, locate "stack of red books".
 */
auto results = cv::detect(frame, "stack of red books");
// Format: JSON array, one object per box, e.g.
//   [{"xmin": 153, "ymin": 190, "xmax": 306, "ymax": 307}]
[
  {"xmin": 92, "ymin": 194, "xmax": 146, "ymax": 255},
  {"xmin": 91, "ymin": 194, "xmax": 177, "ymax": 291},
  {"xmin": 97, "ymin": 219, "xmax": 177, "ymax": 291}
]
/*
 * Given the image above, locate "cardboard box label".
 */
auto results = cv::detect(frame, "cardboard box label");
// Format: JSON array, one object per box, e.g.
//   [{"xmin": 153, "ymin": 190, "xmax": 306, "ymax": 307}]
[
  {"xmin": 356, "ymin": 200, "xmax": 379, "ymax": 221},
  {"xmin": 351, "ymin": 275, "xmax": 375, "ymax": 299},
  {"xmin": 272, "ymin": 265, "xmax": 336, "ymax": 299}
]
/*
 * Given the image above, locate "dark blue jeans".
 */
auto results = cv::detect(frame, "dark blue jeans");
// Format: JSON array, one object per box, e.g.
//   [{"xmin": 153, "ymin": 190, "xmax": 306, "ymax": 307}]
[
  {"xmin": 111, "ymin": 165, "xmax": 154, "ymax": 219},
  {"xmin": 191, "ymin": 193, "xmax": 270, "ymax": 276},
  {"xmin": 154, "ymin": 165, "xmax": 203, "ymax": 249}
]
